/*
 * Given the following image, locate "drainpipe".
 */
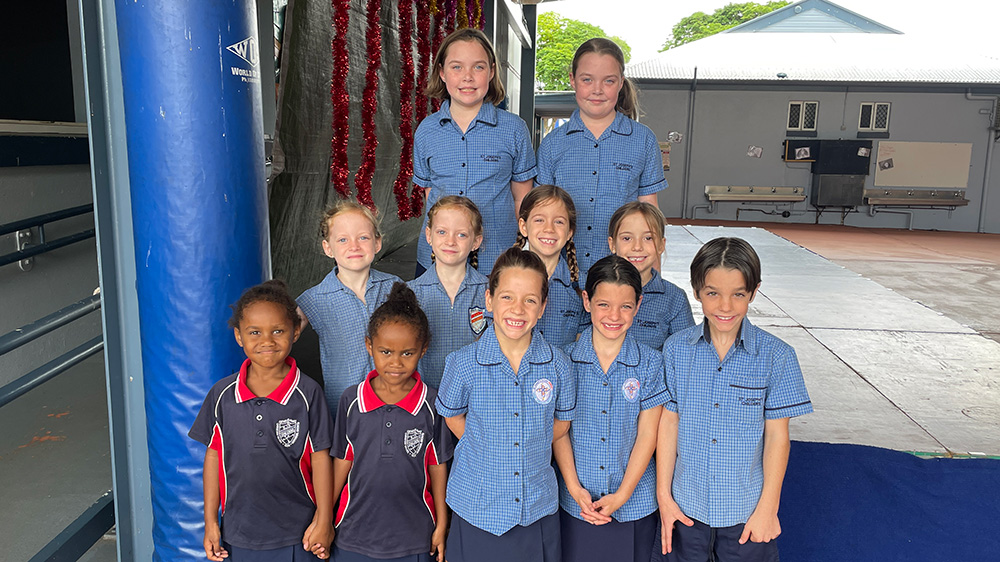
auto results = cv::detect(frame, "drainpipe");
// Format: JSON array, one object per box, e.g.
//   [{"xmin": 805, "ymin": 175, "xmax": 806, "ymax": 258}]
[
  {"xmin": 966, "ymin": 90, "xmax": 998, "ymax": 233},
  {"xmin": 682, "ymin": 67, "xmax": 698, "ymax": 218}
]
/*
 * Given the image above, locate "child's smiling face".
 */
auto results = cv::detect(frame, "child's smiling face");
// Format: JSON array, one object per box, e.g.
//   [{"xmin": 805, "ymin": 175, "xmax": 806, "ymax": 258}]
[
  {"xmin": 583, "ymin": 281, "xmax": 640, "ymax": 343},
  {"xmin": 426, "ymin": 206, "xmax": 482, "ymax": 268},
  {"xmin": 322, "ymin": 210, "xmax": 381, "ymax": 273},
  {"xmin": 485, "ymin": 266, "xmax": 546, "ymax": 344},
  {"xmin": 234, "ymin": 300, "xmax": 299, "ymax": 376},
  {"xmin": 518, "ymin": 198, "xmax": 573, "ymax": 262},
  {"xmin": 610, "ymin": 211, "xmax": 664, "ymax": 282},
  {"xmin": 439, "ymin": 39, "xmax": 494, "ymax": 113},
  {"xmin": 695, "ymin": 267, "xmax": 758, "ymax": 341}
]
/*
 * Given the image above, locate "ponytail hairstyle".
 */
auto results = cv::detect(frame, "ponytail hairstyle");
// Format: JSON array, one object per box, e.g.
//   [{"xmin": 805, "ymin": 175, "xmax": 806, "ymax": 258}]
[
  {"xmin": 229, "ymin": 279, "xmax": 301, "ymax": 331},
  {"xmin": 514, "ymin": 185, "xmax": 579, "ymax": 284},
  {"xmin": 367, "ymin": 282, "xmax": 431, "ymax": 350},
  {"xmin": 425, "ymin": 28, "xmax": 506, "ymax": 106},
  {"xmin": 571, "ymin": 37, "xmax": 640, "ymax": 120},
  {"xmin": 489, "ymin": 247, "xmax": 549, "ymax": 304},
  {"xmin": 585, "ymin": 255, "xmax": 643, "ymax": 304},
  {"xmin": 608, "ymin": 201, "xmax": 666, "ymax": 256},
  {"xmin": 426, "ymin": 195, "xmax": 484, "ymax": 270}
]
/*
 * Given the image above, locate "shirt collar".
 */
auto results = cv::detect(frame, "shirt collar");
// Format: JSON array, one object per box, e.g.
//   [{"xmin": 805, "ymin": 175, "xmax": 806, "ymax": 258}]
[
  {"xmin": 565, "ymin": 109, "xmax": 634, "ymax": 138},
  {"xmin": 475, "ymin": 324, "xmax": 554, "ymax": 367},
  {"xmin": 641, "ymin": 270, "xmax": 668, "ymax": 294},
  {"xmin": 689, "ymin": 317, "xmax": 758, "ymax": 356},
  {"xmin": 570, "ymin": 327, "xmax": 641, "ymax": 368},
  {"xmin": 437, "ymin": 100, "xmax": 499, "ymax": 128},
  {"xmin": 235, "ymin": 357, "xmax": 300, "ymax": 405},
  {"xmin": 550, "ymin": 257, "xmax": 575, "ymax": 287},
  {"xmin": 415, "ymin": 263, "xmax": 487, "ymax": 290},
  {"xmin": 357, "ymin": 369, "xmax": 427, "ymax": 415}
]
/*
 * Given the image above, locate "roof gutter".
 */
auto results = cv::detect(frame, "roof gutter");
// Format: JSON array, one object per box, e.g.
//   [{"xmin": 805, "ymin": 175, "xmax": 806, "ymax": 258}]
[
  {"xmin": 682, "ymin": 67, "xmax": 698, "ymax": 219},
  {"xmin": 965, "ymin": 90, "xmax": 998, "ymax": 233}
]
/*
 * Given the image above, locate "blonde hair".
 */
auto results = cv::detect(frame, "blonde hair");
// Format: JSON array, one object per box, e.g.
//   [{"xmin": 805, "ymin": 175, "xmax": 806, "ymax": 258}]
[
  {"xmin": 515, "ymin": 185, "xmax": 579, "ymax": 284},
  {"xmin": 608, "ymin": 201, "xmax": 665, "ymax": 255},
  {"xmin": 571, "ymin": 38, "xmax": 640, "ymax": 120},
  {"xmin": 425, "ymin": 28, "xmax": 505, "ymax": 105},
  {"xmin": 426, "ymin": 196, "xmax": 483, "ymax": 270},
  {"xmin": 319, "ymin": 199, "xmax": 381, "ymax": 240}
]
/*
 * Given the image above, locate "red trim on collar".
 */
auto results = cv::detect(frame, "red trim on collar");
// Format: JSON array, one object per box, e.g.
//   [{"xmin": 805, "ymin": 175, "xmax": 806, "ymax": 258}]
[
  {"xmin": 358, "ymin": 369, "xmax": 426, "ymax": 415},
  {"xmin": 235, "ymin": 357, "xmax": 300, "ymax": 405}
]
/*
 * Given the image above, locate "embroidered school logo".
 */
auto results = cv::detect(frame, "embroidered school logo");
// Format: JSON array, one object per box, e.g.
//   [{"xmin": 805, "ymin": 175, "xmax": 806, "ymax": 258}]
[
  {"xmin": 532, "ymin": 378, "xmax": 554, "ymax": 405},
  {"xmin": 740, "ymin": 396, "xmax": 763, "ymax": 407},
  {"xmin": 469, "ymin": 306, "xmax": 486, "ymax": 335},
  {"xmin": 480, "ymin": 154, "xmax": 501, "ymax": 163},
  {"xmin": 614, "ymin": 162, "xmax": 634, "ymax": 172},
  {"xmin": 404, "ymin": 428, "xmax": 425, "ymax": 457},
  {"xmin": 622, "ymin": 378, "xmax": 641, "ymax": 402},
  {"xmin": 275, "ymin": 418, "xmax": 300, "ymax": 448}
]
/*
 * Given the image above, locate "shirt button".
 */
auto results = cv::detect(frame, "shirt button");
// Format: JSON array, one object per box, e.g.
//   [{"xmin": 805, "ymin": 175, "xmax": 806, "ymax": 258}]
[
  {"xmin": 461, "ymin": 136, "xmax": 465, "ymax": 141},
  {"xmin": 256, "ymin": 430, "xmax": 264, "ymax": 437},
  {"xmin": 514, "ymin": 471, "xmax": 519, "ymax": 476},
  {"xmin": 717, "ymin": 366, "xmax": 722, "ymax": 371},
  {"xmin": 514, "ymin": 442, "xmax": 520, "ymax": 447},
  {"xmin": 593, "ymin": 143, "xmax": 598, "ymax": 148},
  {"xmin": 712, "ymin": 438, "xmax": 718, "ymax": 444},
  {"xmin": 600, "ymin": 437, "xmax": 606, "ymax": 442},
  {"xmin": 601, "ymin": 410, "xmax": 607, "ymax": 415},
  {"xmin": 256, "ymin": 400, "xmax": 263, "ymax": 406},
  {"xmin": 587, "ymin": 226, "xmax": 592, "ymax": 230},
  {"xmin": 589, "ymin": 198, "xmax": 594, "ymax": 202},
  {"xmin": 461, "ymin": 163, "xmax": 466, "ymax": 167},
  {"xmin": 459, "ymin": 190, "xmax": 464, "ymax": 195},
  {"xmin": 600, "ymin": 466, "xmax": 605, "ymax": 470},
  {"xmin": 386, "ymin": 439, "xmax": 392, "ymax": 445},
  {"xmin": 585, "ymin": 253, "xmax": 590, "ymax": 257},
  {"xmin": 514, "ymin": 381, "xmax": 519, "ymax": 386},
  {"xmin": 255, "ymin": 414, "xmax": 262, "ymax": 421},
  {"xmin": 714, "ymin": 403, "xmax": 720, "ymax": 408},
  {"xmin": 602, "ymin": 381, "xmax": 608, "ymax": 386},
  {"xmin": 592, "ymin": 171, "xmax": 597, "ymax": 175},
  {"xmin": 515, "ymin": 497, "xmax": 521, "ymax": 502},
  {"xmin": 514, "ymin": 412, "xmax": 519, "ymax": 417},
  {"xmin": 386, "ymin": 421, "xmax": 392, "ymax": 428}
]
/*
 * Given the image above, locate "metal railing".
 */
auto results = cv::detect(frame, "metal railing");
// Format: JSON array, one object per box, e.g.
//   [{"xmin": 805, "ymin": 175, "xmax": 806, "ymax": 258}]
[{"xmin": 0, "ymin": 205, "xmax": 96, "ymax": 268}]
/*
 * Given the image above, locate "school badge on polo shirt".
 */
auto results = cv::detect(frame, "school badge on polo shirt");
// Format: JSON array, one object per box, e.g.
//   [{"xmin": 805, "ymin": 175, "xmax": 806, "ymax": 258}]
[
  {"xmin": 532, "ymin": 378, "xmax": 554, "ymax": 405},
  {"xmin": 469, "ymin": 306, "xmax": 486, "ymax": 335},
  {"xmin": 622, "ymin": 378, "xmax": 641, "ymax": 403},
  {"xmin": 276, "ymin": 418, "xmax": 300, "ymax": 448},
  {"xmin": 404, "ymin": 428, "xmax": 425, "ymax": 457}
]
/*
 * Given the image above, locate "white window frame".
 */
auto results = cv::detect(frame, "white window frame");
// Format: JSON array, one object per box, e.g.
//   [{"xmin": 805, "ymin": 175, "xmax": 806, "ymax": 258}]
[
  {"xmin": 786, "ymin": 101, "xmax": 819, "ymax": 132},
  {"xmin": 859, "ymin": 102, "xmax": 891, "ymax": 132}
]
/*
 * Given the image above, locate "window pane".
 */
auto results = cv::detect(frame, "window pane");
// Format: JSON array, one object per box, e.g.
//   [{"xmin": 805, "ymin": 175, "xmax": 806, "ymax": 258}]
[
  {"xmin": 859, "ymin": 104, "xmax": 873, "ymax": 129},
  {"xmin": 803, "ymin": 102, "xmax": 817, "ymax": 130},
  {"xmin": 874, "ymin": 103, "xmax": 889, "ymax": 129},
  {"xmin": 788, "ymin": 103, "xmax": 801, "ymax": 129}
]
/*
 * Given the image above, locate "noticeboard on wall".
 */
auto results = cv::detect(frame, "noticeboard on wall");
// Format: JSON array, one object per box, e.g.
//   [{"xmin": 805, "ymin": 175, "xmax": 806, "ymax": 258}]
[{"xmin": 874, "ymin": 141, "xmax": 972, "ymax": 188}]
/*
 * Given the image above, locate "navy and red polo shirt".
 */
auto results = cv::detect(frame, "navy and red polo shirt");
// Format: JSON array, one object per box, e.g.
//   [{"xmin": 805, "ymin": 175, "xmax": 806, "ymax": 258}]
[
  {"xmin": 189, "ymin": 357, "xmax": 334, "ymax": 550},
  {"xmin": 332, "ymin": 370, "xmax": 454, "ymax": 559}
]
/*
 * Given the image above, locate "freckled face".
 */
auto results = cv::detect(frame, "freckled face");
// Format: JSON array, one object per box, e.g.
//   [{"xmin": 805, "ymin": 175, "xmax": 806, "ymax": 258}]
[
  {"xmin": 583, "ymin": 281, "xmax": 640, "ymax": 343},
  {"xmin": 695, "ymin": 267, "xmax": 758, "ymax": 340},
  {"xmin": 485, "ymin": 266, "xmax": 546, "ymax": 344},
  {"xmin": 321, "ymin": 210, "xmax": 382, "ymax": 273},
  {"xmin": 426, "ymin": 206, "xmax": 482, "ymax": 267}
]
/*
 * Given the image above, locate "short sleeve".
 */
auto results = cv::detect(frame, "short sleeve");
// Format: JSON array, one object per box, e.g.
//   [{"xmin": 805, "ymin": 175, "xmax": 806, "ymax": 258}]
[
  {"xmin": 412, "ymin": 118, "xmax": 433, "ymax": 187},
  {"xmin": 296, "ymin": 288, "xmax": 324, "ymax": 333},
  {"xmin": 639, "ymin": 352, "xmax": 669, "ymax": 410},
  {"xmin": 662, "ymin": 342, "xmax": 679, "ymax": 413},
  {"xmin": 435, "ymin": 352, "xmax": 470, "ymax": 418},
  {"xmin": 307, "ymin": 383, "xmax": 334, "ymax": 452},
  {"xmin": 535, "ymin": 135, "xmax": 554, "ymax": 186},
  {"xmin": 188, "ymin": 387, "xmax": 220, "ymax": 448},
  {"xmin": 511, "ymin": 117, "xmax": 537, "ymax": 182},
  {"xmin": 331, "ymin": 388, "xmax": 356, "ymax": 460},
  {"xmin": 429, "ymin": 393, "xmax": 454, "ymax": 464},
  {"xmin": 554, "ymin": 351, "xmax": 576, "ymax": 421},
  {"xmin": 764, "ymin": 346, "xmax": 813, "ymax": 420},
  {"xmin": 638, "ymin": 131, "xmax": 667, "ymax": 195}
]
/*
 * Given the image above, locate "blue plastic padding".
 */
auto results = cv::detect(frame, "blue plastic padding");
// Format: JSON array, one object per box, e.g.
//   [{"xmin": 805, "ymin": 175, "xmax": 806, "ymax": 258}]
[{"xmin": 114, "ymin": 1, "xmax": 266, "ymax": 560}]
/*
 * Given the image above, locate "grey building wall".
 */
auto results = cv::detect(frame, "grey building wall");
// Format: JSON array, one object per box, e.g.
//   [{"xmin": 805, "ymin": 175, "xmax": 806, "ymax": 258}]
[{"xmin": 637, "ymin": 85, "xmax": 1000, "ymax": 233}]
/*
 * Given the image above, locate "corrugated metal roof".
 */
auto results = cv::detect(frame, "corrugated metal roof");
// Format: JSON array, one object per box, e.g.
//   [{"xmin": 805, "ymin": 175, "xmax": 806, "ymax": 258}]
[
  {"xmin": 628, "ymin": 33, "xmax": 1000, "ymax": 84},
  {"xmin": 757, "ymin": 8, "xmax": 867, "ymax": 33}
]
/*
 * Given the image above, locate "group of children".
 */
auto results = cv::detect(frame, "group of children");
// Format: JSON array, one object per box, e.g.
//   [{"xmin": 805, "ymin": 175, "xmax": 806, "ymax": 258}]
[{"xmin": 188, "ymin": 29, "xmax": 812, "ymax": 562}]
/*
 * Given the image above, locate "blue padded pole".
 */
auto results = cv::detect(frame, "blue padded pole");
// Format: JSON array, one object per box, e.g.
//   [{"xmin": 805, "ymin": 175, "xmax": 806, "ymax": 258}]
[{"xmin": 114, "ymin": 1, "xmax": 267, "ymax": 559}]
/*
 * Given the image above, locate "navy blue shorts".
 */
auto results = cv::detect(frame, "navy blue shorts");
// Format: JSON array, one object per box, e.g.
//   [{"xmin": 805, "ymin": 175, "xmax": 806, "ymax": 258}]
[
  {"xmin": 332, "ymin": 546, "xmax": 432, "ymax": 562},
  {"xmin": 560, "ymin": 508, "xmax": 656, "ymax": 562},
  {"xmin": 224, "ymin": 542, "xmax": 323, "ymax": 562},
  {"xmin": 655, "ymin": 519, "xmax": 778, "ymax": 562},
  {"xmin": 446, "ymin": 512, "xmax": 561, "ymax": 562}
]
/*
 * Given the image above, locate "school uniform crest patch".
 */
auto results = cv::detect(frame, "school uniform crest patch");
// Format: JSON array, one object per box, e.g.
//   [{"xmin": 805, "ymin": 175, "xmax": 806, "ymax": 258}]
[
  {"xmin": 469, "ymin": 306, "xmax": 487, "ymax": 335},
  {"xmin": 275, "ymin": 418, "xmax": 300, "ymax": 447},
  {"xmin": 532, "ymin": 378, "xmax": 554, "ymax": 405},
  {"xmin": 622, "ymin": 378, "xmax": 641, "ymax": 403},
  {"xmin": 404, "ymin": 428, "xmax": 425, "ymax": 457}
]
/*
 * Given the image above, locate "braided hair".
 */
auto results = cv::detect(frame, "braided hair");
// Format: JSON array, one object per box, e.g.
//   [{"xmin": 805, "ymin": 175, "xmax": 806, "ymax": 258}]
[{"xmin": 514, "ymin": 185, "xmax": 579, "ymax": 284}]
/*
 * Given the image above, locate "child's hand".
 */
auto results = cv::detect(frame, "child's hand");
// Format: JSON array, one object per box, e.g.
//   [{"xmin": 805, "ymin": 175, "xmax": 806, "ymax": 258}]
[
  {"xmin": 657, "ymin": 497, "xmax": 693, "ymax": 554},
  {"xmin": 569, "ymin": 485, "xmax": 610, "ymax": 525},
  {"xmin": 740, "ymin": 509, "xmax": 781, "ymax": 544},
  {"xmin": 591, "ymin": 491, "xmax": 628, "ymax": 524},
  {"xmin": 430, "ymin": 524, "xmax": 446, "ymax": 562},
  {"xmin": 203, "ymin": 523, "xmax": 229, "ymax": 561},
  {"xmin": 302, "ymin": 519, "xmax": 335, "ymax": 560}
]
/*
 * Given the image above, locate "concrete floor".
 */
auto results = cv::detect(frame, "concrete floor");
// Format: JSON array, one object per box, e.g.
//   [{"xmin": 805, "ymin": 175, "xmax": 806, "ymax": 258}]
[{"xmin": 6, "ymin": 222, "xmax": 999, "ymax": 561}]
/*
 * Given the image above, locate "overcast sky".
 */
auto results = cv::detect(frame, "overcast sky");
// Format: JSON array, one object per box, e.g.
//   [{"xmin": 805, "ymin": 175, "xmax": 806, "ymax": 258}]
[{"xmin": 539, "ymin": 0, "xmax": 998, "ymax": 64}]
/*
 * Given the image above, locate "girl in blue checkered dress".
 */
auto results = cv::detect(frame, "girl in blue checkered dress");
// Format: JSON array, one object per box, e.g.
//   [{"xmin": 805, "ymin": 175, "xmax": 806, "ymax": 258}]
[{"xmin": 554, "ymin": 256, "xmax": 668, "ymax": 562}]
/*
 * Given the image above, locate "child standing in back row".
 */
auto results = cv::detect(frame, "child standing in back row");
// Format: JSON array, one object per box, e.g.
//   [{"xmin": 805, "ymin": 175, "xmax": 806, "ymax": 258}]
[
  {"xmin": 536, "ymin": 38, "xmax": 667, "ymax": 282},
  {"xmin": 413, "ymin": 28, "xmax": 536, "ymax": 276},
  {"xmin": 297, "ymin": 201, "xmax": 402, "ymax": 414},
  {"xmin": 657, "ymin": 238, "xmax": 813, "ymax": 562},
  {"xmin": 408, "ymin": 196, "xmax": 490, "ymax": 388}
]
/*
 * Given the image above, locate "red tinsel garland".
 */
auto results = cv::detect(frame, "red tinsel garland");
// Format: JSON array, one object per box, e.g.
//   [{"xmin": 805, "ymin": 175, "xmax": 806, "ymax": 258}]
[
  {"xmin": 329, "ymin": 0, "xmax": 351, "ymax": 198},
  {"xmin": 354, "ymin": 0, "xmax": 382, "ymax": 210},
  {"xmin": 392, "ymin": 0, "xmax": 416, "ymax": 220}
]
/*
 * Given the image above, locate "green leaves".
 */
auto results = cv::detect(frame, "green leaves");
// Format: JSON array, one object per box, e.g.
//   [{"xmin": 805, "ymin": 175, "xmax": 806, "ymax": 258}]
[
  {"xmin": 660, "ymin": 1, "xmax": 789, "ymax": 51},
  {"xmin": 536, "ymin": 12, "xmax": 631, "ymax": 91}
]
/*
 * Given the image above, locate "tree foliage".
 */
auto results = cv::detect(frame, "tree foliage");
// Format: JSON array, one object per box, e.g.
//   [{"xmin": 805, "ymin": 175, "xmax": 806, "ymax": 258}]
[
  {"xmin": 536, "ymin": 12, "xmax": 631, "ymax": 91},
  {"xmin": 660, "ymin": 1, "xmax": 789, "ymax": 51}
]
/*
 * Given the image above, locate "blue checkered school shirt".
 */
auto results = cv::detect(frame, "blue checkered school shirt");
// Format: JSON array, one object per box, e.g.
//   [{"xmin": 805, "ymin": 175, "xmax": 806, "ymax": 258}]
[
  {"xmin": 560, "ymin": 328, "xmax": 668, "ymax": 523},
  {"xmin": 536, "ymin": 110, "xmax": 667, "ymax": 281},
  {"xmin": 413, "ymin": 101, "xmax": 537, "ymax": 274},
  {"xmin": 435, "ymin": 325, "xmax": 576, "ymax": 535},
  {"xmin": 297, "ymin": 268, "xmax": 402, "ymax": 415},
  {"xmin": 407, "ymin": 264, "xmax": 489, "ymax": 389},
  {"xmin": 663, "ymin": 318, "xmax": 813, "ymax": 528},
  {"xmin": 632, "ymin": 270, "xmax": 695, "ymax": 351},
  {"xmin": 536, "ymin": 257, "xmax": 583, "ymax": 348}
]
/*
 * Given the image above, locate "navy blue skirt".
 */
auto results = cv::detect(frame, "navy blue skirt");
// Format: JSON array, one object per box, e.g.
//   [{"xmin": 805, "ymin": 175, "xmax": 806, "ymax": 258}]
[
  {"xmin": 447, "ymin": 512, "xmax": 561, "ymax": 562},
  {"xmin": 560, "ymin": 508, "xmax": 656, "ymax": 562},
  {"xmin": 224, "ymin": 542, "xmax": 323, "ymax": 562},
  {"xmin": 332, "ymin": 546, "xmax": 432, "ymax": 562}
]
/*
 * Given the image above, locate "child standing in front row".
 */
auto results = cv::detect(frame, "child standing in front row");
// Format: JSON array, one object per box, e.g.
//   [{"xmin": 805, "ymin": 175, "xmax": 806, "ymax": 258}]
[
  {"xmin": 436, "ymin": 247, "xmax": 576, "ymax": 562},
  {"xmin": 516, "ymin": 185, "xmax": 584, "ymax": 348},
  {"xmin": 331, "ymin": 282, "xmax": 452, "ymax": 562},
  {"xmin": 190, "ymin": 280, "xmax": 334, "ymax": 561},
  {"xmin": 408, "ymin": 196, "xmax": 489, "ymax": 388},
  {"xmin": 554, "ymin": 256, "xmax": 667, "ymax": 562},
  {"xmin": 413, "ymin": 28, "xmax": 536, "ymax": 276},
  {"xmin": 536, "ymin": 38, "xmax": 667, "ymax": 281},
  {"xmin": 297, "ymin": 200, "xmax": 401, "ymax": 415},
  {"xmin": 608, "ymin": 202, "xmax": 694, "ymax": 351},
  {"xmin": 657, "ymin": 238, "xmax": 813, "ymax": 562}
]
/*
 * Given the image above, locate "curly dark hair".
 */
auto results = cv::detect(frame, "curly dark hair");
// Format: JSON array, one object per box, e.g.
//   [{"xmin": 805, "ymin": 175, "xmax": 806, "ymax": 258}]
[
  {"xmin": 367, "ymin": 282, "xmax": 431, "ymax": 349},
  {"xmin": 228, "ymin": 279, "xmax": 301, "ymax": 331}
]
